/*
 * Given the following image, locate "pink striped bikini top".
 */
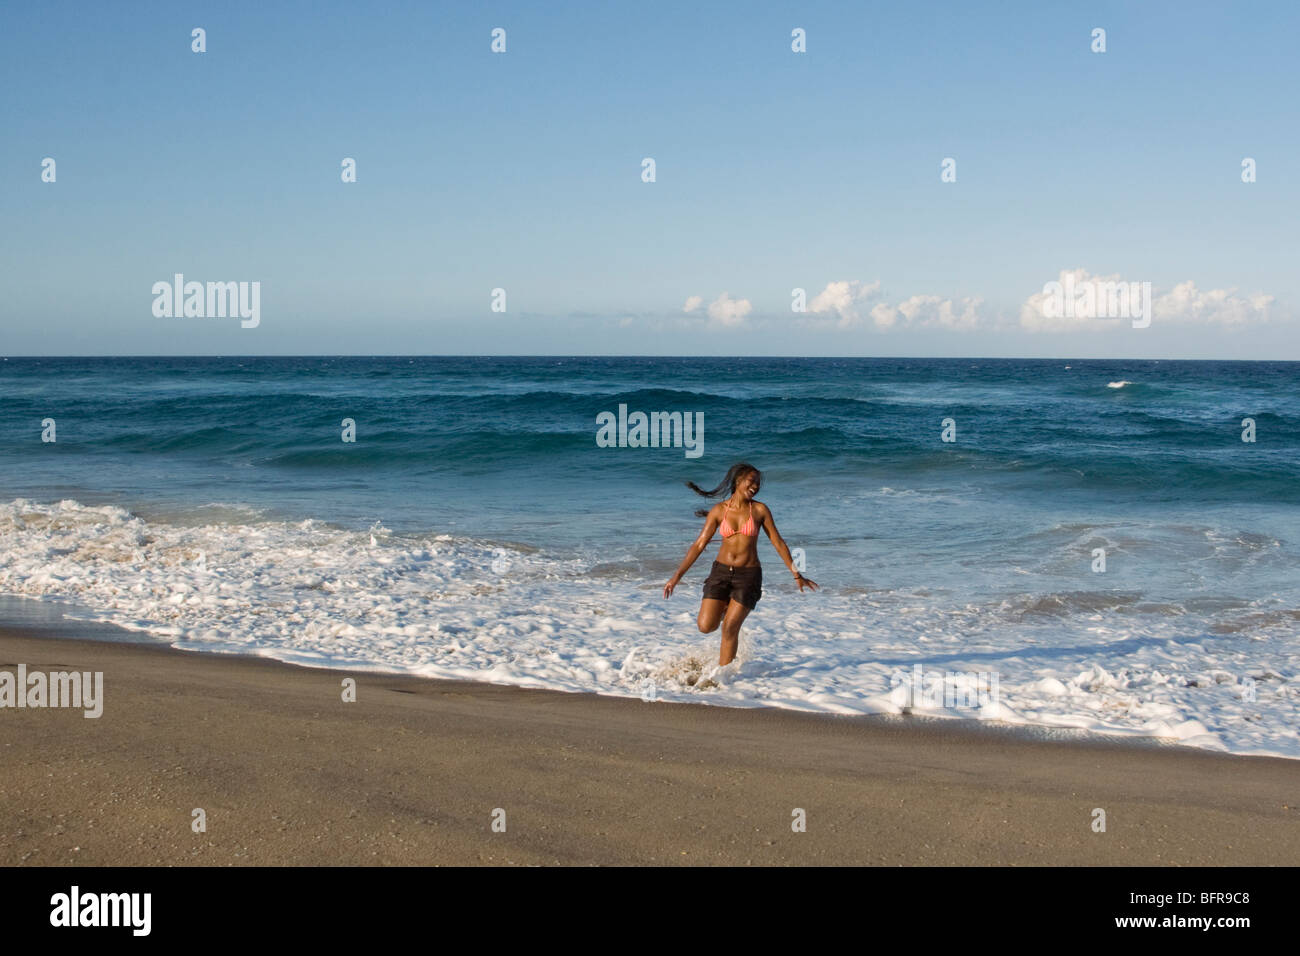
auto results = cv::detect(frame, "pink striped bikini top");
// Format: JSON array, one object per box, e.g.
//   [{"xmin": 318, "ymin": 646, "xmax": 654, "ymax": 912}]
[{"xmin": 719, "ymin": 503, "xmax": 757, "ymax": 538}]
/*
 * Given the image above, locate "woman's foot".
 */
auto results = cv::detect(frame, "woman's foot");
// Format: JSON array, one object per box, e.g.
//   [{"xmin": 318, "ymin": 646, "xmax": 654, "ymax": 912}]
[{"xmin": 702, "ymin": 660, "xmax": 740, "ymax": 687}]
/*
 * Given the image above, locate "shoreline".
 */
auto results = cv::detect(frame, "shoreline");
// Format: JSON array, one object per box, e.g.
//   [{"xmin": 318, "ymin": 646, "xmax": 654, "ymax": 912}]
[
  {"xmin": 1, "ymin": 592, "xmax": 1295, "ymax": 760},
  {"xmin": 6, "ymin": 485, "xmax": 1299, "ymax": 764},
  {"xmin": 1, "ymin": 624, "xmax": 1297, "ymax": 865},
  {"xmin": 3, "ymin": 591, "xmax": 1296, "ymax": 763}
]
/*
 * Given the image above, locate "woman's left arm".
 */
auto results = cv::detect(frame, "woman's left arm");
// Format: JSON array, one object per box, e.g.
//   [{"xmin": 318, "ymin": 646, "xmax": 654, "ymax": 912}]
[{"xmin": 759, "ymin": 504, "xmax": 819, "ymax": 592}]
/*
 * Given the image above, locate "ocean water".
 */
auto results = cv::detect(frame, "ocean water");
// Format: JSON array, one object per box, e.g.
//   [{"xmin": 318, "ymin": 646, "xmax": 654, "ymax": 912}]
[{"xmin": 1, "ymin": 356, "xmax": 1298, "ymax": 757}]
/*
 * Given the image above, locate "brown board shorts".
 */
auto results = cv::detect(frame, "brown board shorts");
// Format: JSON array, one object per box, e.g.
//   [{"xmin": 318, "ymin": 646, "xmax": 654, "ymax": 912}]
[{"xmin": 702, "ymin": 560, "xmax": 762, "ymax": 610}]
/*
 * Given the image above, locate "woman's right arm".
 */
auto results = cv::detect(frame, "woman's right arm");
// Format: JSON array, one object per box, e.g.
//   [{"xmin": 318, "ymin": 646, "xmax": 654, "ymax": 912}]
[{"xmin": 664, "ymin": 510, "xmax": 718, "ymax": 598}]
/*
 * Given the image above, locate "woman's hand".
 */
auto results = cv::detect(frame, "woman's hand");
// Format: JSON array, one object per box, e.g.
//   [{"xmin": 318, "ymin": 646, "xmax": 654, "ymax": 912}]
[
  {"xmin": 793, "ymin": 573, "xmax": 819, "ymax": 593},
  {"xmin": 663, "ymin": 576, "xmax": 680, "ymax": 599}
]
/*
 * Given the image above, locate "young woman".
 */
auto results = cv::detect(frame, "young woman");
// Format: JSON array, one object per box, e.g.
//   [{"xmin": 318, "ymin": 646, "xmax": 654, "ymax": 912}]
[{"xmin": 663, "ymin": 463, "xmax": 818, "ymax": 666}]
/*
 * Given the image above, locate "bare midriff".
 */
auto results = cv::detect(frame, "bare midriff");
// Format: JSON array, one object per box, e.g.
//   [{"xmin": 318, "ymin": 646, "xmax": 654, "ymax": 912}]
[{"xmin": 717, "ymin": 506, "xmax": 761, "ymax": 567}]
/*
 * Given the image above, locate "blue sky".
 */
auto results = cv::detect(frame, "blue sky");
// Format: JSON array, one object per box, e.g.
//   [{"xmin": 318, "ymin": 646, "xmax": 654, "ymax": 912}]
[{"xmin": 2, "ymin": 0, "xmax": 1296, "ymax": 357}]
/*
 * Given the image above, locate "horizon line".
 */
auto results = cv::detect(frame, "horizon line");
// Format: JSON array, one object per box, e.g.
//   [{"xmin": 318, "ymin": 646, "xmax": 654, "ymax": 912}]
[{"xmin": 1, "ymin": 354, "xmax": 1296, "ymax": 363}]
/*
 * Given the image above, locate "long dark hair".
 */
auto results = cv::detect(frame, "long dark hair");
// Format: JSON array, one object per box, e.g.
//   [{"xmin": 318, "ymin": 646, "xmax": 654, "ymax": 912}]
[{"xmin": 686, "ymin": 462, "xmax": 762, "ymax": 518}]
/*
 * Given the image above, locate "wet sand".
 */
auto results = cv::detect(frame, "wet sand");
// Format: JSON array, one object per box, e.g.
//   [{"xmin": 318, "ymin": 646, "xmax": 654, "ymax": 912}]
[{"xmin": 1, "ymin": 628, "xmax": 1296, "ymax": 866}]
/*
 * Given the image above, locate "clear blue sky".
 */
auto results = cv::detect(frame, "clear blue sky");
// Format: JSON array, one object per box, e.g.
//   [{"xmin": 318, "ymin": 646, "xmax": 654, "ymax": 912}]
[{"xmin": 2, "ymin": 0, "xmax": 1296, "ymax": 357}]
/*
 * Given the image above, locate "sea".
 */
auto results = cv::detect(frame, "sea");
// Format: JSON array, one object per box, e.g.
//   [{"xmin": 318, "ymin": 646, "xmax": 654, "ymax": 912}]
[{"xmin": 1, "ymin": 356, "xmax": 1297, "ymax": 758}]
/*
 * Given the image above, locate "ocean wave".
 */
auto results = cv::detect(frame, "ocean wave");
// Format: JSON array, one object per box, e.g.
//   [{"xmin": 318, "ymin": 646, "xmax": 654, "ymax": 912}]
[{"xmin": 2, "ymin": 497, "xmax": 1299, "ymax": 758}]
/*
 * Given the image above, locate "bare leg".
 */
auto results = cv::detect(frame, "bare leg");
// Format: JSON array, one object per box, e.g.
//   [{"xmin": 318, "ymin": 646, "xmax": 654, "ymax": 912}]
[
  {"xmin": 718, "ymin": 600, "xmax": 751, "ymax": 665},
  {"xmin": 697, "ymin": 598, "xmax": 727, "ymax": 634}
]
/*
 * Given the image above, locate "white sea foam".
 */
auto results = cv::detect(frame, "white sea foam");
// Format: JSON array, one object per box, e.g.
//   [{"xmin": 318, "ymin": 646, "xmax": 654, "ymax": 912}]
[
  {"xmin": 0, "ymin": 498, "xmax": 1296, "ymax": 759},
  {"xmin": 1107, "ymin": 380, "xmax": 1133, "ymax": 388}
]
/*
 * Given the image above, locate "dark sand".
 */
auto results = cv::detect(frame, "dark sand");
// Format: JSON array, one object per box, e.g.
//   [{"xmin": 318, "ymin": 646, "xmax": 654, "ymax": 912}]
[{"xmin": 1, "ymin": 628, "xmax": 1296, "ymax": 866}]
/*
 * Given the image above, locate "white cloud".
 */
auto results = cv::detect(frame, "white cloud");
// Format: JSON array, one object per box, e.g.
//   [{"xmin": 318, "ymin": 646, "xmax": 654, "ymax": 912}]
[
  {"xmin": 1021, "ymin": 268, "xmax": 1132, "ymax": 331},
  {"xmin": 808, "ymin": 279, "xmax": 882, "ymax": 328},
  {"xmin": 808, "ymin": 279, "xmax": 983, "ymax": 330},
  {"xmin": 1153, "ymin": 280, "xmax": 1274, "ymax": 327},
  {"xmin": 869, "ymin": 302, "xmax": 899, "ymax": 329},
  {"xmin": 682, "ymin": 292, "xmax": 751, "ymax": 325},
  {"xmin": 885, "ymin": 294, "xmax": 984, "ymax": 330},
  {"xmin": 705, "ymin": 292, "xmax": 752, "ymax": 326},
  {"xmin": 1021, "ymin": 268, "xmax": 1275, "ymax": 331}
]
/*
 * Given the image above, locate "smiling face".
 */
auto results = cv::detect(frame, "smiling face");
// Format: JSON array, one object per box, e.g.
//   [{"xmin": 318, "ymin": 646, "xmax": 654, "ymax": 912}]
[{"xmin": 736, "ymin": 470, "xmax": 760, "ymax": 501}]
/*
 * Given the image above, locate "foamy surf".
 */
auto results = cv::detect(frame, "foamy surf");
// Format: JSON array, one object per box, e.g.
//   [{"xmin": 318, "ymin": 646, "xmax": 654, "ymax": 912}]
[{"xmin": 0, "ymin": 497, "xmax": 1297, "ymax": 759}]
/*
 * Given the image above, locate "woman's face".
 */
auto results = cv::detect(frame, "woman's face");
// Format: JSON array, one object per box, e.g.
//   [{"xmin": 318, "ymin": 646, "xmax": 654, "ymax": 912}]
[{"xmin": 737, "ymin": 472, "xmax": 760, "ymax": 500}]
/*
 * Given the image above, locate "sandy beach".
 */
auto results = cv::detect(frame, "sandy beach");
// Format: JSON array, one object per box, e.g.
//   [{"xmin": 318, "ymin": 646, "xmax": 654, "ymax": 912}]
[{"xmin": 1, "ymin": 627, "xmax": 1296, "ymax": 866}]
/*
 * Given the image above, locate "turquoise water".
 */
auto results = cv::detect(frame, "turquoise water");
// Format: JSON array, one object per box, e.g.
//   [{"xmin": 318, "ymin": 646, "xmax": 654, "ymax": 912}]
[
  {"xmin": 1, "ymin": 356, "xmax": 1298, "ymax": 755},
  {"xmin": 3, "ymin": 354, "xmax": 1297, "ymax": 562}
]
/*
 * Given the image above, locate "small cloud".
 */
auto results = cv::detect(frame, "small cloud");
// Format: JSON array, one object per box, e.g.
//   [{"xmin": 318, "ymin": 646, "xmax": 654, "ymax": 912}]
[
  {"xmin": 682, "ymin": 295, "xmax": 703, "ymax": 313},
  {"xmin": 807, "ymin": 279, "xmax": 983, "ymax": 330},
  {"xmin": 808, "ymin": 279, "xmax": 882, "ymax": 328},
  {"xmin": 706, "ymin": 292, "xmax": 752, "ymax": 326},
  {"xmin": 1021, "ymin": 268, "xmax": 1275, "ymax": 331},
  {"xmin": 894, "ymin": 294, "xmax": 983, "ymax": 330},
  {"xmin": 1021, "ymin": 268, "xmax": 1133, "ymax": 331},
  {"xmin": 869, "ymin": 302, "xmax": 898, "ymax": 329},
  {"xmin": 1154, "ymin": 280, "xmax": 1274, "ymax": 326}
]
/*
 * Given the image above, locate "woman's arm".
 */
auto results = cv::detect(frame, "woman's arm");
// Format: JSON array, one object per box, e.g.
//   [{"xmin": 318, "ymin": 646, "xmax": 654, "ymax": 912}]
[
  {"xmin": 758, "ymin": 504, "xmax": 820, "ymax": 592},
  {"xmin": 664, "ymin": 509, "xmax": 719, "ymax": 598}
]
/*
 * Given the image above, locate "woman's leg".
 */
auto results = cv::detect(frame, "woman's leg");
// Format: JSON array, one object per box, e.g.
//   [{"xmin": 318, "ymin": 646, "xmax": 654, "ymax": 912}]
[
  {"xmin": 718, "ymin": 599, "xmax": 751, "ymax": 665},
  {"xmin": 697, "ymin": 598, "xmax": 727, "ymax": 634}
]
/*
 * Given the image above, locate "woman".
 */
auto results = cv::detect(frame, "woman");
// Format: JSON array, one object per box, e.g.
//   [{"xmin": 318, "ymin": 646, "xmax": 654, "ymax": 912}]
[{"xmin": 663, "ymin": 463, "xmax": 818, "ymax": 667}]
